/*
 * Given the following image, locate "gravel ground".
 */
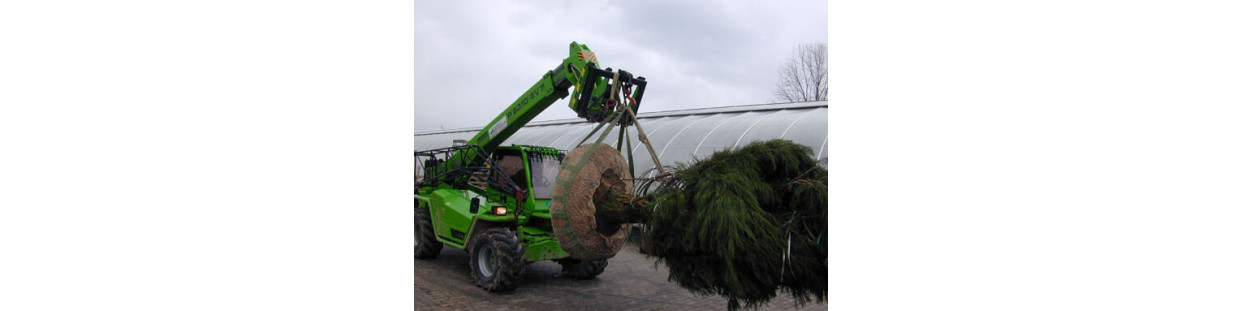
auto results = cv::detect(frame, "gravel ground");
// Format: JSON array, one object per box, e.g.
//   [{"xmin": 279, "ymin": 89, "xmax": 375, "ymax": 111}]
[{"xmin": 415, "ymin": 244, "xmax": 826, "ymax": 310}]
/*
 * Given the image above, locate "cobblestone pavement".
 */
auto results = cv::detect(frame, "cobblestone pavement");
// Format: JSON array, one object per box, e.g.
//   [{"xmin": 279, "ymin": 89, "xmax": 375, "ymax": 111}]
[{"xmin": 415, "ymin": 244, "xmax": 825, "ymax": 311}]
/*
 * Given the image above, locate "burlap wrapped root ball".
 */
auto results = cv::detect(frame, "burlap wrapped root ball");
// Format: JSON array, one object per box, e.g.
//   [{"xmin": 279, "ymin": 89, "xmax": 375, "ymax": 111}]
[
  {"xmin": 640, "ymin": 139, "xmax": 827, "ymax": 311},
  {"xmin": 549, "ymin": 143, "xmax": 633, "ymax": 260}
]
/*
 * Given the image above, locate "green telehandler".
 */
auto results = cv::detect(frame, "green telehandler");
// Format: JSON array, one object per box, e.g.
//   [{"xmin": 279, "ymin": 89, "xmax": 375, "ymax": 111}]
[{"xmin": 414, "ymin": 41, "xmax": 651, "ymax": 291}]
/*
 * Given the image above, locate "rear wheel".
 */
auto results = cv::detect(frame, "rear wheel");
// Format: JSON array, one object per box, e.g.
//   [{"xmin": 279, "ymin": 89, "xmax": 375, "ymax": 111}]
[
  {"xmin": 556, "ymin": 258, "xmax": 608, "ymax": 279},
  {"xmin": 469, "ymin": 228, "xmax": 526, "ymax": 291},
  {"xmin": 414, "ymin": 206, "xmax": 442, "ymax": 259}
]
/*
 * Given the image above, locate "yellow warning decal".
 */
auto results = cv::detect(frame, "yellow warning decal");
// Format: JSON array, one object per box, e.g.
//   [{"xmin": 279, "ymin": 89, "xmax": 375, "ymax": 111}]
[{"xmin": 576, "ymin": 50, "xmax": 597, "ymax": 63}]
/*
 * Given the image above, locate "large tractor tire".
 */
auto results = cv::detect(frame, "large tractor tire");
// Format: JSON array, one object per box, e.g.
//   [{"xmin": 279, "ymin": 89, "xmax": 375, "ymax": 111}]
[
  {"xmin": 469, "ymin": 228, "xmax": 526, "ymax": 292},
  {"xmin": 555, "ymin": 258, "xmax": 608, "ymax": 279},
  {"xmin": 414, "ymin": 206, "xmax": 442, "ymax": 259}
]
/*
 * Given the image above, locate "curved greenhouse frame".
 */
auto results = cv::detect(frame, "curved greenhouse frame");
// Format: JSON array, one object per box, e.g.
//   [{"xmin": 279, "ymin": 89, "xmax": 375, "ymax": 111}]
[{"xmin": 415, "ymin": 101, "xmax": 827, "ymax": 177}]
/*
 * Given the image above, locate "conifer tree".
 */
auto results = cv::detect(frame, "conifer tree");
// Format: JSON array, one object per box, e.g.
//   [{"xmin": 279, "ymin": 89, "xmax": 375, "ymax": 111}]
[{"xmin": 637, "ymin": 139, "xmax": 827, "ymax": 310}]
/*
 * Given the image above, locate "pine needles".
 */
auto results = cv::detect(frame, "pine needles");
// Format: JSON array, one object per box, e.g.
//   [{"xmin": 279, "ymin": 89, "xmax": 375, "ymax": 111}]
[{"xmin": 637, "ymin": 139, "xmax": 827, "ymax": 310}]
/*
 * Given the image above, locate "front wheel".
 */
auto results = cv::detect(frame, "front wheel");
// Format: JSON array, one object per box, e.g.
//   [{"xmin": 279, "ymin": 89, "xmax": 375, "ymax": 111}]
[
  {"xmin": 556, "ymin": 258, "xmax": 608, "ymax": 279},
  {"xmin": 469, "ymin": 228, "xmax": 526, "ymax": 291},
  {"xmin": 414, "ymin": 206, "xmax": 442, "ymax": 259}
]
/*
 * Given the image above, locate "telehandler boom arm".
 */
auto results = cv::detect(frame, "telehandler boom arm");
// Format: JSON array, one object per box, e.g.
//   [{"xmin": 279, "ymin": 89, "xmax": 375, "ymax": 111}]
[
  {"xmin": 468, "ymin": 41, "xmax": 647, "ymax": 152},
  {"xmin": 433, "ymin": 41, "xmax": 648, "ymax": 175}
]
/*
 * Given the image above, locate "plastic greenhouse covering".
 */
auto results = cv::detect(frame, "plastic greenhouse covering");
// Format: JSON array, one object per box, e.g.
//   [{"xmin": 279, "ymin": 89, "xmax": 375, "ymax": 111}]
[{"xmin": 415, "ymin": 101, "xmax": 827, "ymax": 178}]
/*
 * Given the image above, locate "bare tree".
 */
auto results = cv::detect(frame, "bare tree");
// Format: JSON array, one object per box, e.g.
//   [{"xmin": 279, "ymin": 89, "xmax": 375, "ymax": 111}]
[{"xmin": 772, "ymin": 43, "xmax": 827, "ymax": 103}]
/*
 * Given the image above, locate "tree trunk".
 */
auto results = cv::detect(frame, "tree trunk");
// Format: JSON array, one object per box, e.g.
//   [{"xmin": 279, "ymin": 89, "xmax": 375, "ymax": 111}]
[{"xmin": 590, "ymin": 172, "xmax": 649, "ymax": 234}]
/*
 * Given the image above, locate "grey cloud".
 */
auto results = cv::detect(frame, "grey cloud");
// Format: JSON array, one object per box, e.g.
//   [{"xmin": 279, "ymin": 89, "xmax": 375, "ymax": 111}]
[{"xmin": 415, "ymin": 0, "xmax": 825, "ymax": 132}]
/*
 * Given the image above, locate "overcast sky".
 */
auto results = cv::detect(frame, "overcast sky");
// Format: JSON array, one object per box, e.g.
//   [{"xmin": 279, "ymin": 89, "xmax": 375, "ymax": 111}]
[{"xmin": 414, "ymin": 0, "xmax": 826, "ymax": 132}]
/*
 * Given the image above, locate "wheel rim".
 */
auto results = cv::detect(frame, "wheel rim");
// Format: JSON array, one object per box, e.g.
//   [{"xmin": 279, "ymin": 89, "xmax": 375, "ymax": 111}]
[{"xmin": 477, "ymin": 245, "xmax": 497, "ymax": 278}]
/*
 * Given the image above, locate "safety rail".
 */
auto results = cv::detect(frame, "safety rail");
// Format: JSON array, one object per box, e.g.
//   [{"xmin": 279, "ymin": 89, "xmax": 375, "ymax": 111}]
[{"xmin": 415, "ymin": 145, "xmax": 527, "ymax": 203}]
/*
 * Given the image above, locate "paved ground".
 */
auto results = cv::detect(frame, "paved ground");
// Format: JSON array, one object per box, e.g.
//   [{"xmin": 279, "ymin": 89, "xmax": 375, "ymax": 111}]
[{"xmin": 415, "ymin": 244, "xmax": 825, "ymax": 311}]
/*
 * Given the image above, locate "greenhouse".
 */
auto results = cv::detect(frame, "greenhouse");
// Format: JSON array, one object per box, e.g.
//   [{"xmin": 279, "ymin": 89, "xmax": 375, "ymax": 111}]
[{"xmin": 414, "ymin": 101, "xmax": 827, "ymax": 177}]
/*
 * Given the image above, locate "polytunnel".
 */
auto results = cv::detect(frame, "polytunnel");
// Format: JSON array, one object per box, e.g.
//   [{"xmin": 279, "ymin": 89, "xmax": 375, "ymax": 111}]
[{"xmin": 414, "ymin": 101, "xmax": 827, "ymax": 177}]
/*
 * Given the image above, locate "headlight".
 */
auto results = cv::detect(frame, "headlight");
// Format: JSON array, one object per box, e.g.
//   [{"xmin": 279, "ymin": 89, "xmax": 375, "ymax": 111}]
[{"xmin": 492, "ymin": 206, "xmax": 508, "ymax": 216}]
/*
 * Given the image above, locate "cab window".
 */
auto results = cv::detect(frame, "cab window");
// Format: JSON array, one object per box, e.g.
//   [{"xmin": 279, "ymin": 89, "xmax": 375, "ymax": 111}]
[{"xmin": 529, "ymin": 156, "xmax": 560, "ymax": 199}]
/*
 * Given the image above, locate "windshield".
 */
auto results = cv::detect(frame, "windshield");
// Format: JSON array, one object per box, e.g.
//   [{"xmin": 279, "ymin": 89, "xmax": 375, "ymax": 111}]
[{"xmin": 529, "ymin": 156, "xmax": 561, "ymax": 199}]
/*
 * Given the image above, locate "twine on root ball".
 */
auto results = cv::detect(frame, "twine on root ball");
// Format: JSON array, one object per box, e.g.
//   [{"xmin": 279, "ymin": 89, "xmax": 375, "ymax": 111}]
[{"xmin": 549, "ymin": 143, "xmax": 633, "ymax": 260}]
